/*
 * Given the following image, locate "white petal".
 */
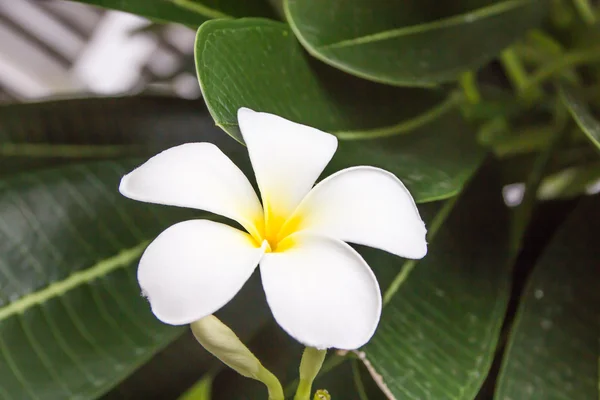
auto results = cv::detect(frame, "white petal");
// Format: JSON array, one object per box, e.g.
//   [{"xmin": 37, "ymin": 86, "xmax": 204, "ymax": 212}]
[
  {"xmin": 237, "ymin": 108, "xmax": 338, "ymax": 223},
  {"xmin": 260, "ymin": 233, "xmax": 381, "ymax": 350},
  {"xmin": 287, "ymin": 166, "xmax": 427, "ymax": 259},
  {"xmin": 120, "ymin": 143, "xmax": 263, "ymax": 238},
  {"xmin": 138, "ymin": 220, "xmax": 266, "ymax": 325}
]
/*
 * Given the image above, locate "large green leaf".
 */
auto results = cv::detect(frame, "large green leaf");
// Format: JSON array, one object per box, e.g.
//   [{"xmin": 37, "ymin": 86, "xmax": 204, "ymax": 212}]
[
  {"xmin": 195, "ymin": 18, "xmax": 485, "ymax": 202},
  {"xmin": 285, "ymin": 0, "xmax": 547, "ymax": 86},
  {"xmin": 360, "ymin": 164, "xmax": 512, "ymax": 399},
  {"xmin": 559, "ymin": 83, "xmax": 600, "ymax": 151},
  {"xmin": 0, "ymin": 160, "xmax": 191, "ymax": 399},
  {"xmin": 495, "ymin": 196, "xmax": 600, "ymax": 399},
  {"xmin": 0, "ymin": 96, "xmax": 245, "ymax": 176},
  {"xmin": 69, "ymin": 0, "xmax": 274, "ymax": 26},
  {"xmin": 0, "ymin": 160, "xmax": 270, "ymax": 399}
]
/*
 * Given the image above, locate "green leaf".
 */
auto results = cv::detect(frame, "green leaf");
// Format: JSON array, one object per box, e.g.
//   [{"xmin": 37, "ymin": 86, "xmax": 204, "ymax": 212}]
[
  {"xmin": 495, "ymin": 196, "xmax": 600, "ymax": 400},
  {"xmin": 195, "ymin": 18, "xmax": 447, "ymax": 140},
  {"xmin": 0, "ymin": 96, "xmax": 243, "ymax": 176},
  {"xmin": 0, "ymin": 159, "xmax": 269, "ymax": 399},
  {"xmin": 284, "ymin": 0, "xmax": 548, "ymax": 87},
  {"xmin": 0, "ymin": 160, "xmax": 191, "ymax": 399},
  {"xmin": 195, "ymin": 18, "xmax": 485, "ymax": 202},
  {"xmin": 559, "ymin": 83, "xmax": 600, "ymax": 151},
  {"xmin": 69, "ymin": 0, "xmax": 274, "ymax": 26},
  {"xmin": 360, "ymin": 164, "xmax": 512, "ymax": 399}
]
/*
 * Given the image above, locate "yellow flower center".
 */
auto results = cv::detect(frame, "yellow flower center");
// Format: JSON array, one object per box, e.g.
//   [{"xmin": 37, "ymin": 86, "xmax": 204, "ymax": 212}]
[{"xmin": 252, "ymin": 201, "xmax": 302, "ymax": 253}]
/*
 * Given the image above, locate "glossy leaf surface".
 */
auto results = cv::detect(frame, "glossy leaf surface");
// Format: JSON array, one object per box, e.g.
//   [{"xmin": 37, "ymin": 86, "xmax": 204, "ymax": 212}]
[
  {"xmin": 361, "ymin": 165, "xmax": 512, "ymax": 399},
  {"xmin": 195, "ymin": 18, "xmax": 485, "ymax": 202},
  {"xmin": 495, "ymin": 196, "xmax": 600, "ymax": 400},
  {"xmin": 285, "ymin": 0, "xmax": 547, "ymax": 86}
]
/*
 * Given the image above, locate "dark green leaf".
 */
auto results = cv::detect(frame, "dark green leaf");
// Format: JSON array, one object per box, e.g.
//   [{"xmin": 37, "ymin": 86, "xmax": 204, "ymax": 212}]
[
  {"xmin": 195, "ymin": 19, "xmax": 445, "ymax": 140},
  {"xmin": 0, "ymin": 160, "xmax": 191, "ymax": 399},
  {"xmin": 285, "ymin": 0, "xmax": 547, "ymax": 86},
  {"xmin": 0, "ymin": 159, "xmax": 268, "ymax": 399},
  {"xmin": 560, "ymin": 83, "xmax": 600, "ymax": 151},
  {"xmin": 495, "ymin": 196, "xmax": 600, "ymax": 400},
  {"xmin": 195, "ymin": 18, "xmax": 485, "ymax": 202},
  {"xmin": 0, "ymin": 96, "xmax": 241, "ymax": 176},
  {"xmin": 69, "ymin": 0, "xmax": 274, "ymax": 26},
  {"xmin": 361, "ymin": 164, "xmax": 512, "ymax": 399}
]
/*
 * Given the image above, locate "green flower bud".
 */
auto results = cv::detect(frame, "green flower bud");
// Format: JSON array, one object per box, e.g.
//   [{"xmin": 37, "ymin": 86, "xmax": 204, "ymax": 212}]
[
  {"xmin": 191, "ymin": 315, "xmax": 261, "ymax": 379},
  {"xmin": 314, "ymin": 389, "xmax": 331, "ymax": 400},
  {"xmin": 190, "ymin": 315, "xmax": 284, "ymax": 400}
]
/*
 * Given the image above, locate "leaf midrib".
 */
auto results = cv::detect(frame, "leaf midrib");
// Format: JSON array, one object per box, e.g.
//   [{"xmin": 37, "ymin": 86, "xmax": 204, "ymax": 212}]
[
  {"xmin": 0, "ymin": 241, "xmax": 148, "ymax": 321},
  {"xmin": 215, "ymin": 91, "xmax": 460, "ymax": 140},
  {"xmin": 288, "ymin": 0, "xmax": 530, "ymax": 50}
]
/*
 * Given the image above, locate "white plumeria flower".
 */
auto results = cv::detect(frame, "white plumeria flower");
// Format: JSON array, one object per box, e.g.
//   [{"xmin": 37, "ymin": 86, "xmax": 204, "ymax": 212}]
[{"xmin": 119, "ymin": 108, "xmax": 427, "ymax": 350}]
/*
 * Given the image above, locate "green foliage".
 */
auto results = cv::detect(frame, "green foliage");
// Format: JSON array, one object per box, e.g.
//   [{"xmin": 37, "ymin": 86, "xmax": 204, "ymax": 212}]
[
  {"xmin": 363, "ymin": 165, "xmax": 512, "ymax": 399},
  {"xmin": 195, "ymin": 19, "xmax": 448, "ymax": 141},
  {"xmin": 0, "ymin": 97, "xmax": 226, "ymax": 175},
  {"xmin": 285, "ymin": 0, "xmax": 549, "ymax": 86},
  {"xmin": 2, "ymin": 0, "xmax": 600, "ymax": 398},
  {"xmin": 195, "ymin": 19, "xmax": 485, "ymax": 202},
  {"xmin": 0, "ymin": 161, "xmax": 189, "ymax": 399},
  {"xmin": 496, "ymin": 195, "xmax": 600, "ymax": 399}
]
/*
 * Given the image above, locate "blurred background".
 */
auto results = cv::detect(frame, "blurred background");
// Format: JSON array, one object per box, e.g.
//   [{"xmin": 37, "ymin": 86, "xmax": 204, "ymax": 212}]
[{"xmin": 0, "ymin": 0, "xmax": 200, "ymax": 104}]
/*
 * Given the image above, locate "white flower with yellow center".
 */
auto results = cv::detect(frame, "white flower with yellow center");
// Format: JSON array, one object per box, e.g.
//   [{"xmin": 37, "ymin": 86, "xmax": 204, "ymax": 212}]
[{"xmin": 119, "ymin": 108, "xmax": 427, "ymax": 350}]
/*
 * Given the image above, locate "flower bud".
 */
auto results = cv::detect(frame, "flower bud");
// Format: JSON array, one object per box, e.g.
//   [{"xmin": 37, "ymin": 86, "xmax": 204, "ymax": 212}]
[
  {"xmin": 190, "ymin": 315, "xmax": 261, "ymax": 379},
  {"xmin": 314, "ymin": 389, "xmax": 331, "ymax": 400},
  {"xmin": 191, "ymin": 315, "xmax": 285, "ymax": 400}
]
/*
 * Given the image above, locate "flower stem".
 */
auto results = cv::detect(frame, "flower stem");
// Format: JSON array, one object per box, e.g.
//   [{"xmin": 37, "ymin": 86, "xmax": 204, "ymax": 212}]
[
  {"xmin": 256, "ymin": 367, "xmax": 285, "ymax": 400},
  {"xmin": 294, "ymin": 347, "xmax": 327, "ymax": 400},
  {"xmin": 284, "ymin": 354, "xmax": 347, "ymax": 397}
]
